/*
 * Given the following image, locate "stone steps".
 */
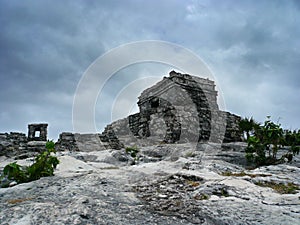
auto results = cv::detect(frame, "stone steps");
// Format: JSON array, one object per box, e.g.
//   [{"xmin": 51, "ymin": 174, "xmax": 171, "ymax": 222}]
[{"xmin": 74, "ymin": 134, "xmax": 106, "ymax": 152}]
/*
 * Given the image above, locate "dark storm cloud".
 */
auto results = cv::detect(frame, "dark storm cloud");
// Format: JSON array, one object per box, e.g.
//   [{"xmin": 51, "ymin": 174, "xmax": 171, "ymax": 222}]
[
  {"xmin": 185, "ymin": 0, "xmax": 300, "ymax": 128},
  {"xmin": 0, "ymin": 0, "xmax": 107, "ymax": 137},
  {"xmin": 0, "ymin": 0, "xmax": 299, "ymax": 139}
]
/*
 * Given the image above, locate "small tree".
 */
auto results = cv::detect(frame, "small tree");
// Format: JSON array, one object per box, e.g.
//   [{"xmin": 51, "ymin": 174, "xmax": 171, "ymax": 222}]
[
  {"xmin": 262, "ymin": 116, "xmax": 284, "ymax": 159},
  {"xmin": 245, "ymin": 116, "xmax": 296, "ymax": 167},
  {"xmin": 239, "ymin": 117, "xmax": 260, "ymax": 141},
  {"xmin": 282, "ymin": 129, "xmax": 300, "ymax": 156}
]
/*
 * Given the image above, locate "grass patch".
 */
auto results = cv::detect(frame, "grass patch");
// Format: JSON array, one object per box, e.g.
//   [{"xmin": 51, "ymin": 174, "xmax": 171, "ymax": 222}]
[
  {"xmin": 255, "ymin": 181, "xmax": 299, "ymax": 194},
  {"xmin": 102, "ymin": 166, "xmax": 119, "ymax": 170},
  {"xmin": 186, "ymin": 180, "xmax": 200, "ymax": 187},
  {"xmin": 194, "ymin": 194, "xmax": 209, "ymax": 200},
  {"xmin": 7, "ymin": 197, "xmax": 33, "ymax": 204},
  {"xmin": 221, "ymin": 171, "xmax": 271, "ymax": 178},
  {"xmin": 222, "ymin": 171, "xmax": 247, "ymax": 177}
]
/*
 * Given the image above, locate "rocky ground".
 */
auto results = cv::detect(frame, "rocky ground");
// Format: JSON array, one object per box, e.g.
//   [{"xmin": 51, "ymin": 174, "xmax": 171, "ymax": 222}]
[{"xmin": 0, "ymin": 142, "xmax": 300, "ymax": 224}]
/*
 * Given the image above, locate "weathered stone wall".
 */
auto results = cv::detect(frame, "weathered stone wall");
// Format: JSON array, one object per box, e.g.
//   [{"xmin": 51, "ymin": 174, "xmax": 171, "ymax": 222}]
[
  {"xmin": 0, "ymin": 123, "xmax": 49, "ymax": 158},
  {"xmin": 55, "ymin": 128, "xmax": 124, "ymax": 152},
  {"xmin": 99, "ymin": 125, "xmax": 124, "ymax": 149},
  {"xmin": 0, "ymin": 132, "xmax": 47, "ymax": 158},
  {"xmin": 55, "ymin": 132, "xmax": 79, "ymax": 152},
  {"xmin": 0, "ymin": 132, "xmax": 28, "ymax": 157},
  {"xmin": 223, "ymin": 112, "xmax": 243, "ymax": 143},
  {"xmin": 124, "ymin": 71, "xmax": 242, "ymax": 144}
]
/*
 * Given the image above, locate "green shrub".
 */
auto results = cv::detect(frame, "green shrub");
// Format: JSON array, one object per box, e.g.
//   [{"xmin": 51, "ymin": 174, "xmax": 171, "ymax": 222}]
[
  {"xmin": 1, "ymin": 141, "xmax": 59, "ymax": 187},
  {"xmin": 243, "ymin": 116, "xmax": 299, "ymax": 167},
  {"xmin": 125, "ymin": 146, "xmax": 139, "ymax": 158},
  {"xmin": 3, "ymin": 162, "xmax": 27, "ymax": 184},
  {"xmin": 239, "ymin": 117, "xmax": 260, "ymax": 141},
  {"xmin": 283, "ymin": 130, "xmax": 300, "ymax": 155}
]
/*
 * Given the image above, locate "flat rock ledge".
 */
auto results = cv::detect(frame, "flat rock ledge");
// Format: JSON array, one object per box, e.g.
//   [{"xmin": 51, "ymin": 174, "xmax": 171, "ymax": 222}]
[{"xmin": 0, "ymin": 143, "xmax": 300, "ymax": 224}]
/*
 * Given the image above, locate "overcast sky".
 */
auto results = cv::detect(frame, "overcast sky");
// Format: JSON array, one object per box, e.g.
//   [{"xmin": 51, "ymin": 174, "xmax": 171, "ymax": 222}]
[{"xmin": 1, "ymin": 0, "xmax": 299, "ymax": 140}]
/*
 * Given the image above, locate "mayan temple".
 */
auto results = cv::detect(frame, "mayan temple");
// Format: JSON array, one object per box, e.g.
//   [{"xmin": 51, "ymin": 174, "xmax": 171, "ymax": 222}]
[{"xmin": 55, "ymin": 71, "xmax": 242, "ymax": 151}]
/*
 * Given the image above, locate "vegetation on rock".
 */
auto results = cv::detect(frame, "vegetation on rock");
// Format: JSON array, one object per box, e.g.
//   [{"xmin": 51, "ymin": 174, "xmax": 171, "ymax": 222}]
[
  {"xmin": 125, "ymin": 146, "xmax": 139, "ymax": 158},
  {"xmin": 239, "ymin": 116, "xmax": 300, "ymax": 167},
  {"xmin": 255, "ymin": 181, "xmax": 299, "ymax": 194},
  {"xmin": 0, "ymin": 141, "xmax": 59, "ymax": 188},
  {"xmin": 221, "ymin": 171, "xmax": 271, "ymax": 178},
  {"xmin": 239, "ymin": 117, "xmax": 260, "ymax": 141}
]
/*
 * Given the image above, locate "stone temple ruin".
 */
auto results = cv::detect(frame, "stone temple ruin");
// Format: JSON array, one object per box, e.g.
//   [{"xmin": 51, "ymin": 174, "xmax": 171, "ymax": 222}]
[
  {"xmin": 0, "ymin": 71, "xmax": 242, "ymax": 156},
  {"xmin": 56, "ymin": 71, "xmax": 242, "ymax": 152},
  {"xmin": 128, "ymin": 71, "xmax": 240, "ymax": 143}
]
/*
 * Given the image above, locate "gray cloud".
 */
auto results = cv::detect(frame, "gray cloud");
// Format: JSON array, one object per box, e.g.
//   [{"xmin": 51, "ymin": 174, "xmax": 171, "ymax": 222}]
[{"xmin": 0, "ymin": 0, "xmax": 299, "ymax": 139}]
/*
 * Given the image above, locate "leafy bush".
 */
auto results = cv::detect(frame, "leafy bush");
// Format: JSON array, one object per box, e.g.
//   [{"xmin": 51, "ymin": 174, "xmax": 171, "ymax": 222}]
[
  {"xmin": 3, "ymin": 162, "xmax": 27, "ymax": 184},
  {"xmin": 0, "ymin": 141, "xmax": 59, "ymax": 187},
  {"xmin": 282, "ymin": 130, "xmax": 300, "ymax": 156},
  {"xmin": 242, "ymin": 116, "xmax": 299, "ymax": 167},
  {"xmin": 239, "ymin": 117, "xmax": 260, "ymax": 141}
]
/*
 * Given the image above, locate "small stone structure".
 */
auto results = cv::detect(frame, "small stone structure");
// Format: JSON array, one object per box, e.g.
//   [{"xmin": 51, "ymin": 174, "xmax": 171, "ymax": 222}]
[{"xmin": 28, "ymin": 123, "xmax": 48, "ymax": 141}]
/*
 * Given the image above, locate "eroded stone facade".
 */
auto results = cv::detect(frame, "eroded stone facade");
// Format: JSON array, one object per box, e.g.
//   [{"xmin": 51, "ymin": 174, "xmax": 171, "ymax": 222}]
[
  {"xmin": 28, "ymin": 123, "xmax": 48, "ymax": 141},
  {"xmin": 124, "ymin": 71, "xmax": 241, "ymax": 144},
  {"xmin": 82, "ymin": 71, "xmax": 242, "ymax": 151},
  {"xmin": 0, "ymin": 123, "xmax": 48, "ymax": 158}
]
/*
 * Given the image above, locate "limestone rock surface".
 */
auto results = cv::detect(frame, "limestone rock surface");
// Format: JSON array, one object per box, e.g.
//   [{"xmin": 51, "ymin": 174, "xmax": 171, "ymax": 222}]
[{"xmin": 0, "ymin": 143, "xmax": 300, "ymax": 224}]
